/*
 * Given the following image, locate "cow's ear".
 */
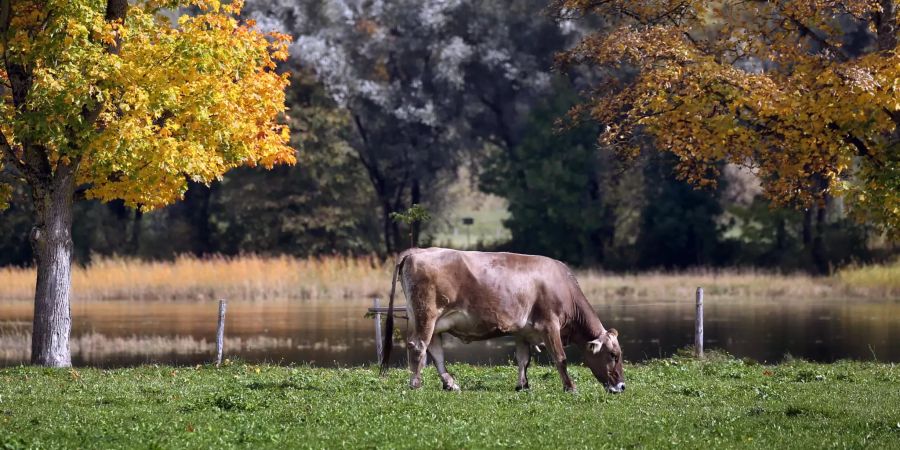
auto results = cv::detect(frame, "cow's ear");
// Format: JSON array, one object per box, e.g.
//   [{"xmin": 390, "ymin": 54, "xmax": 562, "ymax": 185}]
[
  {"xmin": 608, "ymin": 328, "xmax": 618, "ymax": 337},
  {"xmin": 587, "ymin": 338, "xmax": 603, "ymax": 354}
]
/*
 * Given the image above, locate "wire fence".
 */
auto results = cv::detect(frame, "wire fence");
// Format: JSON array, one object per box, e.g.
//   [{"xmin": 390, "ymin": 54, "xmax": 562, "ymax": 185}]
[{"xmin": 367, "ymin": 287, "xmax": 707, "ymax": 362}]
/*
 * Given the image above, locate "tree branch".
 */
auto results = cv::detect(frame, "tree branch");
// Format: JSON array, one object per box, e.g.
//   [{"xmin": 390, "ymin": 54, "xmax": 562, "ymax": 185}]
[
  {"xmin": 882, "ymin": 107, "xmax": 900, "ymax": 129},
  {"xmin": 783, "ymin": 13, "xmax": 851, "ymax": 62},
  {"xmin": 0, "ymin": 132, "xmax": 26, "ymax": 174}
]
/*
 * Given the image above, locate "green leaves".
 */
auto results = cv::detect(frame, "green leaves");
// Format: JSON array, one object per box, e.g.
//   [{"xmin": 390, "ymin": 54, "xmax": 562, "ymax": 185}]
[{"xmin": 389, "ymin": 204, "xmax": 431, "ymax": 226}]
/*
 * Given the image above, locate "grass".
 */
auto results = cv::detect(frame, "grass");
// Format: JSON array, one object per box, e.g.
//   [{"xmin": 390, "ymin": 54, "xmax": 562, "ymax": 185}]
[
  {"xmin": 1, "ymin": 255, "xmax": 898, "ymax": 302},
  {"xmin": 0, "ymin": 355, "xmax": 898, "ymax": 449}
]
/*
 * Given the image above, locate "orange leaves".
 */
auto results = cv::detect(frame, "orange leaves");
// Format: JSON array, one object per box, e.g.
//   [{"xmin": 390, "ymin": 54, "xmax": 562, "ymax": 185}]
[
  {"xmin": 558, "ymin": 0, "xmax": 900, "ymax": 233},
  {"xmin": 267, "ymin": 32, "xmax": 293, "ymax": 67}
]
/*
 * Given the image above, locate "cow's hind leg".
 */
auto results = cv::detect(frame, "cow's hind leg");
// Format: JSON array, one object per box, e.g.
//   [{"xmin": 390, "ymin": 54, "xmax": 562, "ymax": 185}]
[
  {"xmin": 515, "ymin": 338, "xmax": 531, "ymax": 391},
  {"xmin": 427, "ymin": 333, "xmax": 459, "ymax": 391},
  {"xmin": 406, "ymin": 281, "xmax": 438, "ymax": 389},
  {"xmin": 407, "ymin": 318, "xmax": 435, "ymax": 389}
]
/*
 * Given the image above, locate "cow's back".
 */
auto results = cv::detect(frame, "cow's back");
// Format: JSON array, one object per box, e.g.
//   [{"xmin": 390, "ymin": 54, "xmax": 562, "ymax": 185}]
[{"xmin": 401, "ymin": 248, "xmax": 576, "ymax": 337}]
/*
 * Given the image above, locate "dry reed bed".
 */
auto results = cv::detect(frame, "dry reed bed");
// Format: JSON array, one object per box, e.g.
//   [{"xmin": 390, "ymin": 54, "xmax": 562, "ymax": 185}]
[
  {"xmin": 0, "ymin": 255, "xmax": 389, "ymax": 301},
  {"xmin": 0, "ymin": 255, "xmax": 897, "ymax": 302}
]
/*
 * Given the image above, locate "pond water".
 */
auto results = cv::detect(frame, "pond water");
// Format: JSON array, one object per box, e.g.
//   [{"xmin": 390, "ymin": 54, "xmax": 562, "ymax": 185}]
[{"xmin": 0, "ymin": 298, "xmax": 898, "ymax": 368}]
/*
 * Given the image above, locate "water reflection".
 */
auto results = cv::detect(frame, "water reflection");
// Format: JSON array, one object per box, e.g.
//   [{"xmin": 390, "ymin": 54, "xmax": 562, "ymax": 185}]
[{"xmin": 0, "ymin": 298, "xmax": 897, "ymax": 368}]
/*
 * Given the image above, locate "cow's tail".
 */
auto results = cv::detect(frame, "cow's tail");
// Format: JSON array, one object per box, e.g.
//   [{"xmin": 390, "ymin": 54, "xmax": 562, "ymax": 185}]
[{"xmin": 380, "ymin": 253, "xmax": 411, "ymax": 376}]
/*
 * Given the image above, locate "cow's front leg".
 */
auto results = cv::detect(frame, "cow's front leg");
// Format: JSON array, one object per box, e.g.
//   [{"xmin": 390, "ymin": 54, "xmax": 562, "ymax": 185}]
[
  {"xmin": 427, "ymin": 333, "xmax": 459, "ymax": 391},
  {"xmin": 546, "ymin": 324, "xmax": 575, "ymax": 392},
  {"xmin": 515, "ymin": 338, "xmax": 531, "ymax": 391}
]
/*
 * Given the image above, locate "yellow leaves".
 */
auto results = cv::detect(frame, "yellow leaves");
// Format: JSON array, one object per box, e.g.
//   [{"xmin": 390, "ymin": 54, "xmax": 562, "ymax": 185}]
[
  {"xmin": 1, "ymin": 1, "xmax": 292, "ymax": 210},
  {"xmin": 195, "ymin": 0, "xmax": 222, "ymax": 12}
]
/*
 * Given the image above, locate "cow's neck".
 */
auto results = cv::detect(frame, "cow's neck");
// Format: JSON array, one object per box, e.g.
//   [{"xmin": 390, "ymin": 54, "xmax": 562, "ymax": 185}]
[{"xmin": 568, "ymin": 293, "xmax": 605, "ymax": 343}]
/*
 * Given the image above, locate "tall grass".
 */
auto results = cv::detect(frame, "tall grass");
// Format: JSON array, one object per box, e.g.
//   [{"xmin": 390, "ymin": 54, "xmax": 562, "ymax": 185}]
[
  {"xmin": 835, "ymin": 259, "xmax": 900, "ymax": 294},
  {"xmin": 0, "ymin": 254, "xmax": 897, "ymax": 302},
  {"xmin": 0, "ymin": 254, "xmax": 390, "ymax": 301}
]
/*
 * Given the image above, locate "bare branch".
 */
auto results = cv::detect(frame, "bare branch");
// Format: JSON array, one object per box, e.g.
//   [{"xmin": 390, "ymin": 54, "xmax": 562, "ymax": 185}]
[{"xmin": 783, "ymin": 14, "xmax": 851, "ymax": 62}]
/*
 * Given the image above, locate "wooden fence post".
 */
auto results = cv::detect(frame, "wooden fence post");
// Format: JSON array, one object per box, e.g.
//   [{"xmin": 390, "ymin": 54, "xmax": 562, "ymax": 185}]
[
  {"xmin": 373, "ymin": 298, "xmax": 383, "ymax": 363},
  {"xmin": 216, "ymin": 299, "xmax": 227, "ymax": 367},
  {"xmin": 695, "ymin": 287, "xmax": 704, "ymax": 358}
]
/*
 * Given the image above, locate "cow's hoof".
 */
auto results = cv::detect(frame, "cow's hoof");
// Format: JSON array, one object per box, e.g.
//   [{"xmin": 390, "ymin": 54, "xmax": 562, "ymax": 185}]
[
  {"xmin": 515, "ymin": 383, "xmax": 530, "ymax": 391},
  {"xmin": 409, "ymin": 379, "xmax": 422, "ymax": 390}
]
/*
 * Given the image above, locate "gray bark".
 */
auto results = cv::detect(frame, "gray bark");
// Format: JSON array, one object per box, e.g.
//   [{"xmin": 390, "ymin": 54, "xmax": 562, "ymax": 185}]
[{"xmin": 29, "ymin": 162, "xmax": 77, "ymax": 367}]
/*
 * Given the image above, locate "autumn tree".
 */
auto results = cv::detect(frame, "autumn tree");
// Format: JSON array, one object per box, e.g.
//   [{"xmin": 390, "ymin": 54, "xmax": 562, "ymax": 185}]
[
  {"xmin": 0, "ymin": 0, "xmax": 293, "ymax": 366},
  {"xmin": 555, "ymin": 0, "xmax": 900, "ymax": 238}
]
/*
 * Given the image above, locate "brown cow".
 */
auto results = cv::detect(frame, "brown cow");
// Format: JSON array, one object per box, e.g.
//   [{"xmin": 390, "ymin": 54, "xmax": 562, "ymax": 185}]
[{"xmin": 380, "ymin": 247, "xmax": 625, "ymax": 393}]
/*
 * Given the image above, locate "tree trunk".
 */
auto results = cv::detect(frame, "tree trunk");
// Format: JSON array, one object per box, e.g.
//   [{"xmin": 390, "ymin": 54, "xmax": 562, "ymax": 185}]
[
  {"xmin": 812, "ymin": 201, "xmax": 828, "ymax": 275},
  {"xmin": 129, "ymin": 208, "xmax": 143, "ymax": 254},
  {"xmin": 410, "ymin": 178, "xmax": 421, "ymax": 248},
  {"xmin": 30, "ymin": 163, "xmax": 77, "ymax": 367},
  {"xmin": 775, "ymin": 216, "xmax": 787, "ymax": 252},
  {"xmin": 391, "ymin": 216, "xmax": 403, "ymax": 252},
  {"xmin": 802, "ymin": 208, "xmax": 812, "ymax": 246},
  {"xmin": 380, "ymin": 200, "xmax": 394, "ymax": 255},
  {"xmin": 184, "ymin": 180, "xmax": 213, "ymax": 256},
  {"xmin": 390, "ymin": 186, "xmax": 405, "ymax": 252}
]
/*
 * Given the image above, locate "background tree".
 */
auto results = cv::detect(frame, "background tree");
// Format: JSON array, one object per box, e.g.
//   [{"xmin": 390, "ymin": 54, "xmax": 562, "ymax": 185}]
[
  {"xmin": 482, "ymin": 80, "xmax": 731, "ymax": 269},
  {"xmin": 207, "ymin": 71, "xmax": 382, "ymax": 256},
  {"xmin": 480, "ymin": 80, "xmax": 615, "ymax": 265},
  {"xmin": 0, "ymin": 0, "xmax": 293, "ymax": 366},
  {"xmin": 635, "ymin": 153, "xmax": 728, "ymax": 268},
  {"xmin": 555, "ymin": 0, "xmax": 900, "ymax": 240},
  {"xmin": 0, "ymin": 0, "xmax": 886, "ymax": 275},
  {"xmin": 245, "ymin": 0, "xmax": 567, "ymax": 254}
]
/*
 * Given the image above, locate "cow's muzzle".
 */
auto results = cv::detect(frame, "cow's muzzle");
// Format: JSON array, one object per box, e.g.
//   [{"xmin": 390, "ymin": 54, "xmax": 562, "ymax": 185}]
[{"xmin": 606, "ymin": 382, "xmax": 626, "ymax": 394}]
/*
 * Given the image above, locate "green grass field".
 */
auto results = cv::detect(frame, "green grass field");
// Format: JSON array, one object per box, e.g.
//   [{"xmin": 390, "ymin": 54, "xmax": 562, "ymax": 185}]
[{"xmin": 2, "ymin": 354, "xmax": 899, "ymax": 449}]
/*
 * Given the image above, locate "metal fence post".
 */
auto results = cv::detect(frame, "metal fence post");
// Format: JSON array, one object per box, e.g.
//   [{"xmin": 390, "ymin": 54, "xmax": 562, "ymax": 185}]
[
  {"xmin": 216, "ymin": 299, "xmax": 227, "ymax": 367},
  {"xmin": 373, "ymin": 297, "xmax": 383, "ymax": 363},
  {"xmin": 695, "ymin": 287, "xmax": 704, "ymax": 358}
]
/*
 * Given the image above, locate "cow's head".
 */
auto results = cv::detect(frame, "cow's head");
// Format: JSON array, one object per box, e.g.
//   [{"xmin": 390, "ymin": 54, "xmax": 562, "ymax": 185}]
[{"xmin": 585, "ymin": 328, "xmax": 625, "ymax": 393}]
